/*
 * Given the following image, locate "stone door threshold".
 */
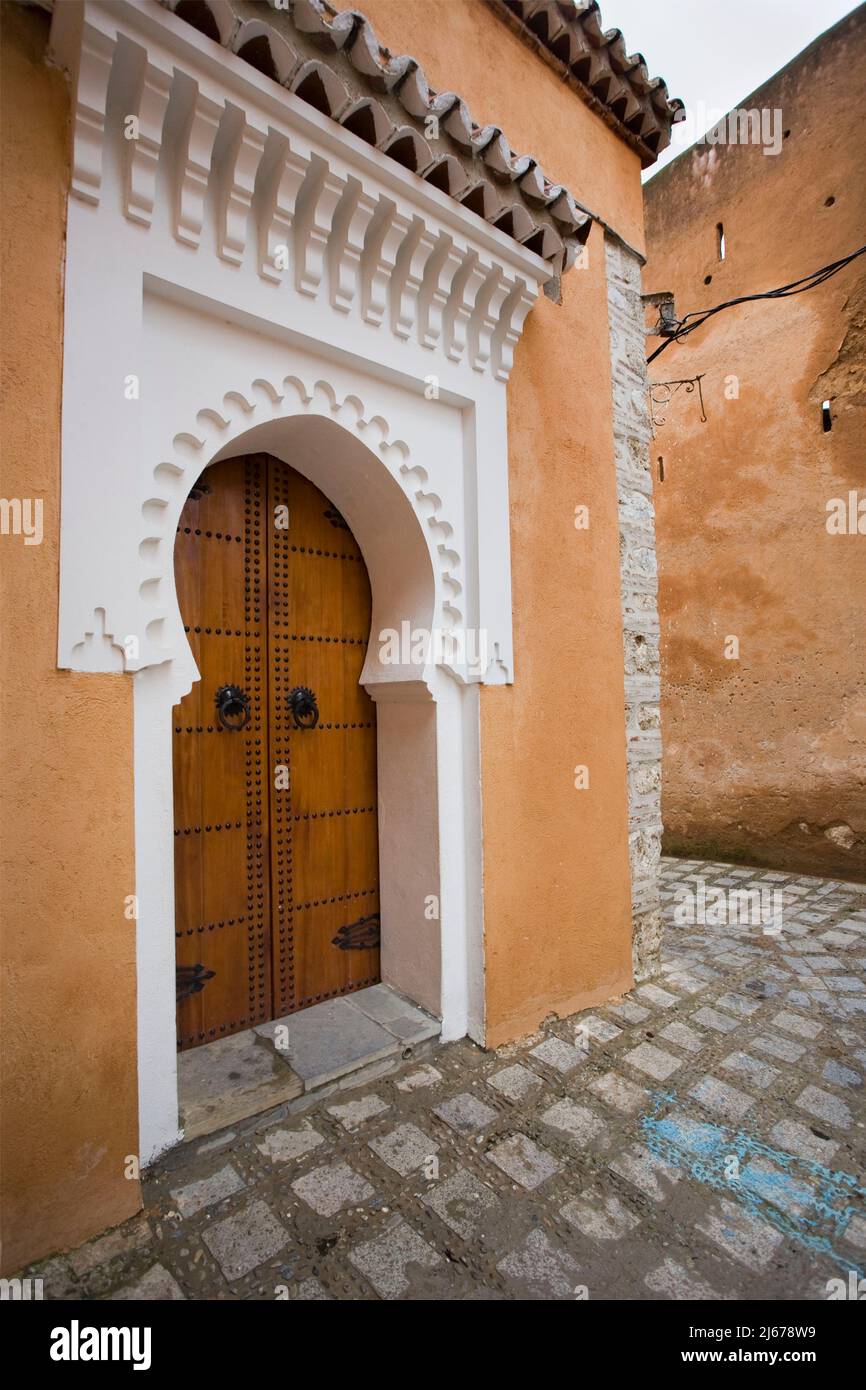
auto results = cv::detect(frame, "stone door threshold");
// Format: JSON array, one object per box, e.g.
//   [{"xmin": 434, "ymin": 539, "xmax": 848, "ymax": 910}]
[{"xmin": 178, "ymin": 985, "xmax": 440, "ymax": 1141}]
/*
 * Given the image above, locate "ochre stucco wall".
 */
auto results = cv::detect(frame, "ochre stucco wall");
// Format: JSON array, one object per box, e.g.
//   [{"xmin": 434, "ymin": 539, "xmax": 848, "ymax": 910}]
[
  {"xmin": 360, "ymin": 0, "xmax": 645, "ymax": 1042},
  {"xmin": 0, "ymin": 4, "xmax": 141, "ymax": 1274},
  {"xmin": 644, "ymin": 7, "xmax": 866, "ymax": 881}
]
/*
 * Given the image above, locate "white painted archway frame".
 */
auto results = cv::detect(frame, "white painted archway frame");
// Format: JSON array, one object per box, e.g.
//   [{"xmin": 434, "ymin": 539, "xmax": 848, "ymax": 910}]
[{"xmin": 51, "ymin": 1, "xmax": 553, "ymax": 1163}]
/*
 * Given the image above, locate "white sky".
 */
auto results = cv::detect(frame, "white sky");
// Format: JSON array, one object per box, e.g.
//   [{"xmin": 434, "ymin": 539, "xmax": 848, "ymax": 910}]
[{"xmin": 600, "ymin": 0, "xmax": 861, "ymax": 180}]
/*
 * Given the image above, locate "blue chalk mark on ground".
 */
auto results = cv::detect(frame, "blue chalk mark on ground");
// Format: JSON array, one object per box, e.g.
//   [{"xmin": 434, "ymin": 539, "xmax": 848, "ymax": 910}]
[{"xmin": 639, "ymin": 1089, "xmax": 866, "ymax": 1277}]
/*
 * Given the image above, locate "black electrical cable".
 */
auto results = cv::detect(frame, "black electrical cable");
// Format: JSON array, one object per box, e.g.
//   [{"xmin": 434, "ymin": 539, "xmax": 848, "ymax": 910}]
[{"xmin": 647, "ymin": 244, "xmax": 866, "ymax": 364}]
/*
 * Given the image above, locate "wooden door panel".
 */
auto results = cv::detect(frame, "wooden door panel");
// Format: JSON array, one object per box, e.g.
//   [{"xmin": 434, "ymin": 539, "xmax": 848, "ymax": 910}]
[
  {"xmin": 174, "ymin": 456, "xmax": 271, "ymax": 1049},
  {"xmin": 268, "ymin": 460, "xmax": 380, "ymax": 1016},
  {"xmin": 175, "ymin": 453, "xmax": 379, "ymax": 1044}
]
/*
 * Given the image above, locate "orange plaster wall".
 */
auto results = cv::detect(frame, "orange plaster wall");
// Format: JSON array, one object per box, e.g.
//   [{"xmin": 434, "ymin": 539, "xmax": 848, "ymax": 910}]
[
  {"xmin": 0, "ymin": 4, "xmax": 141, "ymax": 1274},
  {"xmin": 359, "ymin": 0, "xmax": 646, "ymax": 1043},
  {"xmin": 643, "ymin": 8, "xmax": 866, "ymax": 882}
]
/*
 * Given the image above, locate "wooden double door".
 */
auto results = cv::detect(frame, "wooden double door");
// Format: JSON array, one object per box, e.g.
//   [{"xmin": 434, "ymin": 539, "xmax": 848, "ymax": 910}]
[{"xmin": 173, "ymin": 454, "xmax": 380, "ymax": 1051}]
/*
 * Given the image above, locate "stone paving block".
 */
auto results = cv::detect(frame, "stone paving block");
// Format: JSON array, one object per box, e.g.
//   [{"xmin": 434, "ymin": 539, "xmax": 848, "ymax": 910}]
[
  {"xmin": 575, "ymin": 1014, "xmax": 622, "ymax": 1044},
  {"xmin": 486, "ymin": 1133, "xmax": 561, "ymax": 1189},
  {"xmin": 496, "ymin": 1229, "xmax": 581, "ymax": 1299},
  {"xmin": 795, "ymin": 1085, "xmax": 852, "ymax": 1130},
  {"xmin": 715, "ymin": 992, "xmax": 761, "ymax": 1017},
  {"xmin": 202, "ymin": 1199, "xmax": 289, "ymax": 1281},
  {"xmin": 817, "ymin": 930, "xmax": 857, "ymax": 948},
  {"xmin": 822, "ymin": 1059, "xmax": 862, "ymax": 1088},
  {"xmin": 623, "ymin": 1041, "xmax": 682, "ymax": 1080},
  {"xmin": 658, "ymin": 1020, "xmax": 705, "ymax": 1053},
  {"xmin": 589, "ymin": 1071, "xmax": 648, "ymax": 1114},
  {"xmin": 256, "ymin": 1122, "xmax": 326, "ymax": 1164},
  {"xmin": 326, "ymin": 1095, "xmax": 390, "ymax": 1130},
  {"xmin": 434, "ymin": 1092, "xmax": 498, "ymax": 1135},
  {"xmin": 771, "ymin": 1010, "xmax": 822, "ymax": 1040},
  {"xmin": 368, "ymin": 1123, "xmax": 439, "ymax": 1176},
  {"xmin": 560, "ymin": 1188, "xmax": 641, "ymax": 1240},
  {"xmin": 697, "ymin": 1198, "xmax": 784, "ymax": 1271},
  {"xmin": 693, "ymin": 1007, "xmax": 740, "ymax": 1034},
  {"xmin": 610, "ymin": 1144, "xmax": 682, "ymax": 1202},
  {"xmin": 291, "ymin": 1278, "xmax": 332, "ymax": 1300},
  {"xmin": 260, "ymin": 999, "xmax": 399, "ymax": 1089},
  {"xmin": 689, "ymin": 1076, "xmax": 755, "ymax": 1121},
  {"xmin": 768, "ymin": 1118, "xmax": 839, "ymax": 1164},
  {"xmin": 842, "ymin": 1214, "xmax": 866, "ymax": 1250},
  {"xmin": 752, "ymin": 1032, "xmax": 807, "ymax": 1063},
  {"xmin": 540, "ymin": 1098, "xmax": 607, "ymax": 1146},
  {"xmin": 349, "ymin": 1217, "xmax": 441, "ymax": 1299},
  {"xmin": 606, "ymin": 1000, "xmax": 651, "ymax": 1023},
  {"xmin": 170, "ymin": 1163, "xmax": 246, "ymax": 1218},
  {"xmin": 741, "ymin": 1159, "xmax": 815, "ymax": 1219},
  {"xmin": 395, "ymin": 1064, "xmax": 442, "ymax": 1092},
  {"xmin": 110, "ymin": 1265, "xmax": 186, "ymax": 1301},
  {"xmin": 719, "ymin": 1051, "xmax": 779, "ymax": 1090},
  {"xmin": 291, "ymin": 1161, "xmax": 375, "ymax": 1216},
  {"xmin": 529, "ymin": 1036, "xmax": 586, "ymax": 1074},
  {"xmin": 644, "ymin": 1258, "xmax": 720, "ymax": 1300},
  {"xmin": 487, "ymin": 1063, "xmax": 542, "ymax": 1102},
  {"xmin": 634, "ymin": 983, "xmax": 679, "ymax": 1008},
  {"xmin": 421, "ymin": 1166, "xmax": 499, "ymax": 1238}
]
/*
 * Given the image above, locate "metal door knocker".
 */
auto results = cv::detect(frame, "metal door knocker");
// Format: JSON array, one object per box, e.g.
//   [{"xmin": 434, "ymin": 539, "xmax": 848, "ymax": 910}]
[
  {"xmin": 287, "ymin": 685, "xmax": 319, "ymax": 729},
  {"xmin": 215, "ymin": 684, "xmax": 251, "ymax": 731}
]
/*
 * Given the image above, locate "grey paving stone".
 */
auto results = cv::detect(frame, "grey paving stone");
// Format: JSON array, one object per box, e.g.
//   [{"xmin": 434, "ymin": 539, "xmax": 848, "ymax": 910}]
[
  {"xmin": 256, "ymin": 1122, "xmax": 326, "ymax": 1164},
  {"xmin": 634, "ymin": 983, "xmax": 679, "ymax": 1008},
  {"xmin": 689, "ymin": 1076, "xmax": 755, "ymax": 1121},
  {"xmin": 658, "ymin": 1020, "xmax": 705, "ymax": 1053},
  {"xmin": 170, "ymin": 1163, "xmax": 246, "ymax": 1218},
  {"xmin": 496, "ymin": 1229, "xmax": 581, "ymax": 1299},
  {"xmin": 202, "ymin": 1200, "xmax": 289, "ymax": 1281},
  {"xmin": 110, "ymin": 1265, "xmax": 186, "ymax": 1301},
  {"xmin": 768, "ymin": 1119, "xmax": 839, "ymax": 1164},
  {"xmin": 719, "ymin": 1051, "xmax": 779, "ymax": 1090},
  {"xmin": 540, "ymin": 1098, "xmax": 607, "ymax": 1146},
  {"xmin": 715, "ymin": 992, "xmax": 761, "ymax": 1017},
  {"xmin": 433, "ymin": 1092, "xmax": 497, "ymax": 1135},
  {"xmin": 291, "ymin": 1278, "xmax": 332, "ymax": 1300},
  {"xmin": 589, "ymin": 1071, "xmax": 648, "ymax": 1114},
  {"xmin": 349, "ymin": 1217, "xmax": 441, "ymax": 1299},
  {"xmin": 259, "ymin": 999, "xmax": 399, "ymax": 1089},
  {"xmin": 822, "ymin": 1059, "xmax": 862, "ymax": 1088},
  {"xmin": 291, "ymin": 1161, "xmax": 375, "ymax": 1216},
  {"xmin": 693, "ymin": 1007, "xmax": 740, "ymax": 1034},
  {"xmin": 368, "ymin": 1123, "xmax": 439, "ymax": 1176},
  {"xmin": 487, "ymin": 1063, "xmax": 543, "ymax": 1102},
  {"xmin": 818, "ymin": 930, "xmax": 857, "ymax": 948},
  {"xmin": 486, "ymin": 1133, "xmax": 561, "ymax": 1189},
  {"xmin": 574, "ymin": 1014, "xmax": 622, "ymax": 1044},
  {"xmin": 395, "ymin": 1064, "xmax": 442, "ymax": 1092},
  {"xmin": 771, "ymin": 1010, "xmax": 822, "ymax": 1040},
  {"xmin": 623, "ymin": 1042, "xmax": 682, "ymax": 1080},
  {"xmin": 752, "ymin": 1032, "xmax": 807, "ymax": 1063},
  {"xmin": 795, "ymin": 1085, "xmax": 852, "ymax": 1130},
  {"xmin": 609, "ymin": 1144, "xmax": 682, "ymax": 1202},
  {"xmin": 421, "ymin": 1166, "xmax": 499, "ymax": 1238},
  {"xmin": 529, "ymin": 1036, "xmax": 586, "ymax": 1074},
  {"xmin": 326, "ymin": 1095, "xmax": 390, "ymax": 1130},
  {"xmin": 607, "ymin": 1000, "xmax": 651, "ymax": 1023},
  {"xmin": 645, "ymin": 1258, "xmax": 719, "ymax": 1300},
  {"xmin": 561, "ymin": 1188, "xmax": 640, "ymax": 1240},
  {"xmin": 697, "ymin": 1198, "xmax": 784, "ymax": 1271}
]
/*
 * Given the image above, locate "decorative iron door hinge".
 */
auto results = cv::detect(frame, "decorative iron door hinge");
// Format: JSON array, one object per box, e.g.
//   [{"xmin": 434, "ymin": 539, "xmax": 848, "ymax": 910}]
[{"xmin": 331, "ymin": 913, "xmax": 381, "ymax": 950}]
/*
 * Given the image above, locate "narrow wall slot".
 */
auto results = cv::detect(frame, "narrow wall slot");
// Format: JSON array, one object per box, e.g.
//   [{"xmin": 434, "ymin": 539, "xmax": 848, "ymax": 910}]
[
  {"xmin": 716, "ymin": 222, "xmax": 726, "ymax": 260},
  {"xmin": 822, "ymin": 400, "xmax": 832, "ymax": 432}
]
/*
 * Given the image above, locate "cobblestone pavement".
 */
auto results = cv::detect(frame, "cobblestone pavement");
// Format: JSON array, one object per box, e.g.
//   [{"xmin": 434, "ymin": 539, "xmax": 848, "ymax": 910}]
[{"xmin": 27, "ymin": 859, "xmax": 866, "ymax": 1301}]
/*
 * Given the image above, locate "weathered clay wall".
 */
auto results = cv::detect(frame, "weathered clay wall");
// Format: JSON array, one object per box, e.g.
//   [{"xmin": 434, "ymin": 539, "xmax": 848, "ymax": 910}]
[
  {"xmin": 643, "ymin": 6, "xmax": 866, "ymax": 881},
  {"xmin": 0, "ymin": 4, "xmax": 141, "ymax": 1274},
  {"xmin": 360, "ymin": 0, "xmax": 645, "ymax": 1041}
]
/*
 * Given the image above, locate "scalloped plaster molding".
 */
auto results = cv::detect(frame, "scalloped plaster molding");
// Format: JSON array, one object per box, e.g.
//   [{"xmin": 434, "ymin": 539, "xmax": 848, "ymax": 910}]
[{"xmin": 137, "ymin": 371, "xmax": 467, "ymax": 700}]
